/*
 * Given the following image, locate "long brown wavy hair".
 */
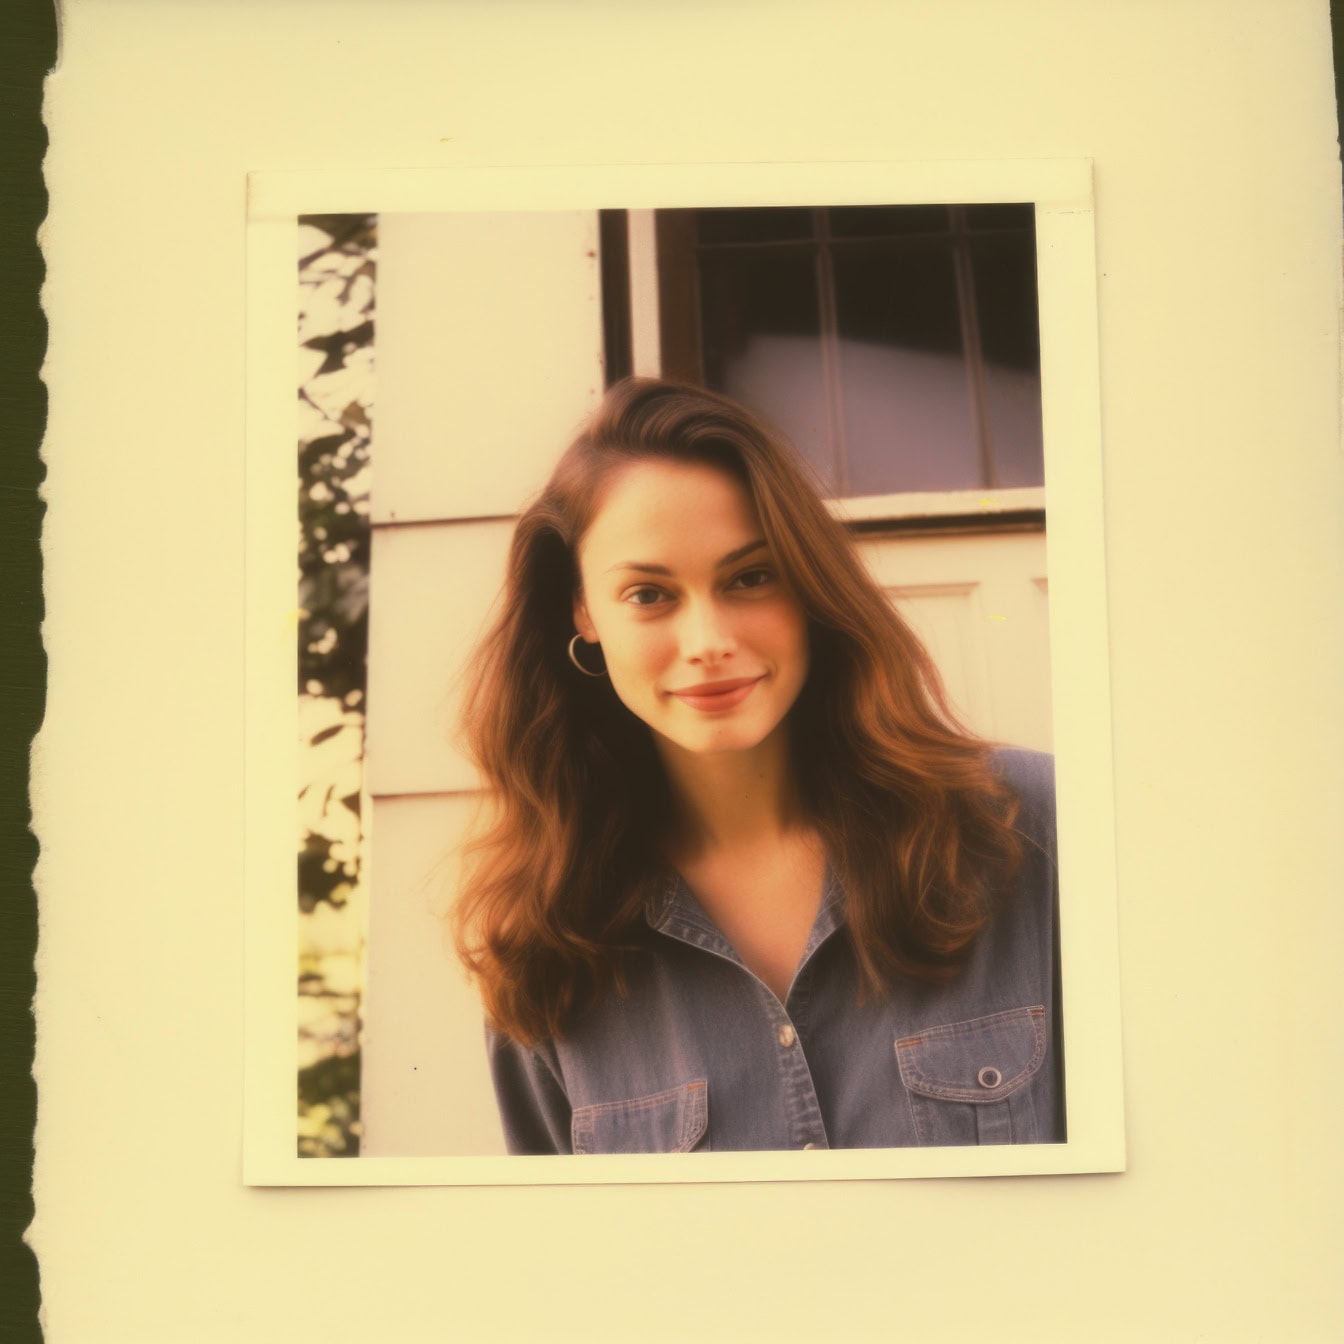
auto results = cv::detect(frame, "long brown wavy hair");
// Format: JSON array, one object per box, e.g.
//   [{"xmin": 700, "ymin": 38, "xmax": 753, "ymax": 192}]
[{"xmin": 454, "ymin": 377, "xmax": 1023, "ymax": 1045}]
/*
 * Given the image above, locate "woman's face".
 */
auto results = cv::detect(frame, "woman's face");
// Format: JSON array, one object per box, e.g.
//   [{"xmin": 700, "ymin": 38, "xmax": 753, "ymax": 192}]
[{"xmin": 572, "ymin": 457, "xmax": 810, "ymax": 762}]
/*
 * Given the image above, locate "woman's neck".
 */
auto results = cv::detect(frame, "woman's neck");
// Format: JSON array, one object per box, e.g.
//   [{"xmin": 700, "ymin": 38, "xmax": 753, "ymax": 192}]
[{"xmin": 655, "ymin": 723, "xmax": 807, "ymax": 862}]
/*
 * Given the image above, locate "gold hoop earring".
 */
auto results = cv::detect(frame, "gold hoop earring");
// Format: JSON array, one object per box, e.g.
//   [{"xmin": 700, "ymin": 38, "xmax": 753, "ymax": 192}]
[{"xmin": 567, "ymin": 633, "xmax": 607, "ymax": 677}]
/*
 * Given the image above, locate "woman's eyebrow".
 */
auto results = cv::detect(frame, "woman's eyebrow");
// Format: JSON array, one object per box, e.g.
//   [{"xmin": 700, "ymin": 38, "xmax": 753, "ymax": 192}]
[
  {"xmin": 717, "ymin": 538, "xmax": 768, "ymax": 567},
  {"xmin": 606, "ymin": 539, "xmax": 768, "ymax": 576}
]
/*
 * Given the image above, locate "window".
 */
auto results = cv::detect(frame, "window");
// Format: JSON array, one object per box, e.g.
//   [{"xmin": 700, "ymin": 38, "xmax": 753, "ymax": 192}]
[{"xmin": 622, "ymin": 204, "xmax": 1044, "ymax": 504}]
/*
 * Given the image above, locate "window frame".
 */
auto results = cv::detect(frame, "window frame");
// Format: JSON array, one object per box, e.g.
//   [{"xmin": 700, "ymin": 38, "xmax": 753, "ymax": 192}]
[{"xmin": 615, "ymin": 204, "xmax": 1044, "ymax": 526}]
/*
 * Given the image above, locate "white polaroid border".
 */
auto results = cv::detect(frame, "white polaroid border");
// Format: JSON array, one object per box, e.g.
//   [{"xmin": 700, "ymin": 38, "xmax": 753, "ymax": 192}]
[{"xmin": 244, "ymin": 159, "xmax": 1123, "ymax": 1186}]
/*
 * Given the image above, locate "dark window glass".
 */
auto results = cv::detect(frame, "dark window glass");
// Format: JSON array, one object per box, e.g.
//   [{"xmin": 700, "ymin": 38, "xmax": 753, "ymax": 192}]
[
  {"xmin": 970, "ymin": 231, "xmax": 1043, "ymax": 488},
  {"xmin": 833, "ymin": 239, "xmax": 979, "ymax": 494},
  {"xmin": 832, "ymin": 239, "xmax": 963, "ymax": 354},
  {"xmin": 696, "ymin": 208, "xmax": 815, "ymax": 246},
  {"xmin": 698, "ymin": 249, "xmax": 832, "ymax": 487},
  {"xmin": 972, "ymin": 231, "xmax": 1039, "ymax": 369},
  {"xmin": 648, "ymin": 202, "xmax": 1044, "ymax": 502},
  {"xmin": 829, "ymin": 204, "xmax": 950, "ymax": 238},
  {"xmin": 966, "ymin": 203, "xmax": 1035, "ymax": 232}
]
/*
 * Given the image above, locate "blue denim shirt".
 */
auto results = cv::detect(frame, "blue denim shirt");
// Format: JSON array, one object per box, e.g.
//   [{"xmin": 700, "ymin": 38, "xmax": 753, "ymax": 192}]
[{"xmin": 486, "ymin": 748, "xmax": 1062, "ymax": 1152}]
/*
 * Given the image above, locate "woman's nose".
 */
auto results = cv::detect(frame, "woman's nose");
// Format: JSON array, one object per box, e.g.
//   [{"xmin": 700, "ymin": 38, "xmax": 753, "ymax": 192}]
[{"xmin": 679, "ymin": 598, "xmax": 736, "ymax": 664}]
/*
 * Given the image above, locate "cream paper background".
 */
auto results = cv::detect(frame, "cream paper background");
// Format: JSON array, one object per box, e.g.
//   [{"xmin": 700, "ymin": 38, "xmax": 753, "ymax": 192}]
[{"xmin": 34, "ymin": 0, "xmax": 1343, "ymax": 1339}]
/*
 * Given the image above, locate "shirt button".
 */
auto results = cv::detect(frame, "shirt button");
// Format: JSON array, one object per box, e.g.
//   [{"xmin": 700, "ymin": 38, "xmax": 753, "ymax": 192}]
[
  {"xmin": 977, "ymin": 1065, "xmax": 1003, "ymax": 1089},
  {"xmin": 777, "ymin": 1024, "xmax": 796, "ymax": 1048}
]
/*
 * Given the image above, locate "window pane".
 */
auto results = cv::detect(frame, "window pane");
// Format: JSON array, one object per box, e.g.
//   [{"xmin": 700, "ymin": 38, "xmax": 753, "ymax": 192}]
[
  {"xmin": 832, "ymin": 240, "xmax": 980, "ymax": 495},
  {"xmin": 698, "ymin": 249, "xmax": 834, "ymax": 489},
  {"xmin": 696, "ymin": 208, "xmax": 815, "ymax": 245},
  {"xmin": 829, "ymin": 204, "xmax": 950, "ymax": 238},
  {"xmin": 966, "ymin": 203, "xmax": 1034, "ymax": 232},
  {"xmin": 668, "ymin": 205, "xmax": 1045, "ymax": 501},
  {"xmin": 971, "ymin": 230, "xmax": 1043, "ymax": 488}
]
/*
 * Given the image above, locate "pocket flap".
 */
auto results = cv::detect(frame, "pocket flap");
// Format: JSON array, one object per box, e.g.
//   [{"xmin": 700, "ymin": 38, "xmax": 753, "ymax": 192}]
[
  {"xmin": 571, "ymin": 1079, "xmax": 709, "ymax": 1154},
  {"xmin": 895, "ymin": 1006, "xmax": 1046, "ymax": 1103}
]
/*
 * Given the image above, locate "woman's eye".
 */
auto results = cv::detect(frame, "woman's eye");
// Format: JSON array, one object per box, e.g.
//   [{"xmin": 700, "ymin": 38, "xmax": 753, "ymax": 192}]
[
  {"xmin": 730, "ymin": 567, "xmax": 775, "ymax": 591},
  {"xmin": 623, "ymin": 586, "xmax": 668, "ymax": 607}
]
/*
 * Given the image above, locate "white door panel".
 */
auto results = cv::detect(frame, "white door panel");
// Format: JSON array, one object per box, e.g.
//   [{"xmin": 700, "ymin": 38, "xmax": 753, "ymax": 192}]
[
  {"xmin": 883, "ymin": 580, "xmax": 995, "ymax": 734},
  {"xmin": 854, "ymin": 528, "xmax": 1053, "ymax": 752}
]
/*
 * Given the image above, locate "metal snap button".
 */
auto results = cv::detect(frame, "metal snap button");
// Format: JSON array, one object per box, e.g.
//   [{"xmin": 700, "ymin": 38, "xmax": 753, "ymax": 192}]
[
  {"xmin": 802, "ymin": 1142, "xmax": 817, "ymax": 1151},
  {"xmin": 777, "ymin": 1024, "xmax": 796, "ymax": 1048},
  {"xmin": 977, "ymin": 1066, "xmax": 1003, "ymax": 1089}
]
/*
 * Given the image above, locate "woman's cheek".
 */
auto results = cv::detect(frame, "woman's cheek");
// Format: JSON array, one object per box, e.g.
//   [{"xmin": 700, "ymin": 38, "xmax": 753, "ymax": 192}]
[
  {"xmin": 621, "ymin": 622, "xmax": 668, "ymax": 672},
  {"xmin": 604, "ymin": 627, "xmax": 662, "ymax": 704}
]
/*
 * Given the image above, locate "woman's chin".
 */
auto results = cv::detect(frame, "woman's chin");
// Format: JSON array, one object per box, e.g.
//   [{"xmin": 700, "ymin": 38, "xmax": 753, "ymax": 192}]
[{"xmin": 654, "ymin": 717, "xmax": 781, "ymax": 762}]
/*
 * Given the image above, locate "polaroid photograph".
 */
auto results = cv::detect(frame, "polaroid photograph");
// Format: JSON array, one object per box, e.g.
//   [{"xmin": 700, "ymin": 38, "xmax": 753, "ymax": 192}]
[
  {"xmin": 243, "ymin": 160, "xmax": 1123, "ymax": 1185},
  {"xmin": 32, "ymin": 5, "xmax": 1341, "ymax": 1341}
]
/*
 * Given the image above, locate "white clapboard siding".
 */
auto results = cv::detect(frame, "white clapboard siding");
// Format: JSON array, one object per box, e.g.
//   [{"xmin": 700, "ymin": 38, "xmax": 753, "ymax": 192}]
[
  {"xmin": 365, "ymin": 518, "xmax": 513, "ymax": 798},
  {"xmin": 374, "ymin": 211, "xmax": 605, "ymax": 524},
  {"xmin": 360, "ymin": 792, "xmax": 505, "ymax": 1157}
]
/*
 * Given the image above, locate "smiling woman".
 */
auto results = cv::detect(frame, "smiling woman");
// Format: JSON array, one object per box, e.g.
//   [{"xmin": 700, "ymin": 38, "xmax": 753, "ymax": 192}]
[
  {"xmin": 571, "ymin": 459, "xmax": 811, "ymax": 762},
  {"xmin": 454, "ymin": 377, "xmax": 1062, "ymax": 1153}
]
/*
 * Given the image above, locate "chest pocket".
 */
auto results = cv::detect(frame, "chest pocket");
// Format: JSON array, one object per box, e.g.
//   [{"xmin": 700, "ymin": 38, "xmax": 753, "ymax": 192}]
[
  {"xmin": 895, "ymin": 1006, "xmax": 1047, "ymax": 1146},
  {"xmin": 571, "ymin": 1079, "xmax": 710, "ymax": 1154}
]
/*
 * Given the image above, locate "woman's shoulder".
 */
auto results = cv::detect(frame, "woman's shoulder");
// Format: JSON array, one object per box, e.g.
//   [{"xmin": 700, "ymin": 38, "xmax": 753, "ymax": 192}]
[
  {"xmin": 990, "ymin": 745, "xmax": 1054, "ymax": 802},
  {"xmin": 989, "ymin": 745, "xmax": 1057, "ymax": 854}
]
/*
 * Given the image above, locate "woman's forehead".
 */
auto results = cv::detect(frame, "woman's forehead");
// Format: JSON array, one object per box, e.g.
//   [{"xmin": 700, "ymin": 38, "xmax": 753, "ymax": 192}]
[{"xmin": 579, "ymin": 459, "xmax": 761, "ymax": 568}]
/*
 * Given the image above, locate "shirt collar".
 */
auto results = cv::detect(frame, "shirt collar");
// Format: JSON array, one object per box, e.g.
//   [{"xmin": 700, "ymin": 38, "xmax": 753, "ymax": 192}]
[{"xmin": 643, "ymin": 861, "xmax": 847, "ymax": 957}]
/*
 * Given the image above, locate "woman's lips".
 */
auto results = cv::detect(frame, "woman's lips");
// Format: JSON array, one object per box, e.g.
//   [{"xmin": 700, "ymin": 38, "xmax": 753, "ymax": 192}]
[{"xmin": 669, "ymin": 676, "xmax": 763, "ymax": 712}]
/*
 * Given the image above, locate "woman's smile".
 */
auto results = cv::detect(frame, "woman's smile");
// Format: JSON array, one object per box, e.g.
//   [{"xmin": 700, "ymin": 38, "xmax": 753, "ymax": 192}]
[{"xmin": 667, "ymin": 674, "xmax": 765, "ymax": 713}]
